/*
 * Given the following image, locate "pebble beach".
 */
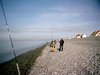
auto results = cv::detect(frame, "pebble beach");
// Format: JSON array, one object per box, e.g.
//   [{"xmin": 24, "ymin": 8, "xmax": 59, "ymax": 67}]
[{"xmin": 29, "ymin": 37, "xmax": 100, "ymax": 75}]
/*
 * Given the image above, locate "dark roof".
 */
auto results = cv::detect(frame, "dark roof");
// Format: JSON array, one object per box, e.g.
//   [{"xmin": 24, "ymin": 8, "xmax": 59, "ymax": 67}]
[{"xmin": 76, "ymin": 34, "xmax": 81, "ymax": 36}]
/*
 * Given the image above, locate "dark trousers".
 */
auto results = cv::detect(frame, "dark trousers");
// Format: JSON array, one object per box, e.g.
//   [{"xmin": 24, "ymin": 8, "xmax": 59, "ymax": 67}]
[{"xmin": 59, "ymin": 45, "xmax": 63, "ymax": 51}]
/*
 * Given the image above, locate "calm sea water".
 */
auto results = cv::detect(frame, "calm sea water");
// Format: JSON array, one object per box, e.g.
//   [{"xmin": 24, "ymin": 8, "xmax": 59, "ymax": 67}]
[{"xmin": 0, "ymin": 40, "xmax": 46, "ymax": 63}]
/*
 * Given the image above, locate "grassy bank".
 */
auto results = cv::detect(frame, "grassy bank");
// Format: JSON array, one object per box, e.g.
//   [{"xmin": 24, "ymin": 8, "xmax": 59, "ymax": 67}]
[{"xmin": 0, "ymin": 44, "xmax": 47, "ymax": 75}]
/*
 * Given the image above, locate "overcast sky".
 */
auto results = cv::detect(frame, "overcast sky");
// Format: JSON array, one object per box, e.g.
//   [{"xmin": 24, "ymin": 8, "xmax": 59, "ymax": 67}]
[{"xmin": 0, "ymin": 0, "xmax": 100, "ymax": 41}]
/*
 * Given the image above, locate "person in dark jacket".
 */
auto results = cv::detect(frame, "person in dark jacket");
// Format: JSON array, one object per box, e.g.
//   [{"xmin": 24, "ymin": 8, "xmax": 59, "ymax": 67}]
[{"xmin": 59, "ymin": 38, "xmax": 64, "ymax": 51}]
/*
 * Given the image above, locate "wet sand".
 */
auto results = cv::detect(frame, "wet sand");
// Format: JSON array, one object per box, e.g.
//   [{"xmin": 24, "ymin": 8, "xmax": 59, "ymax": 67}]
[{"xmin": 29, "ymin": 37, "xmax": 100, "ymax": 75}]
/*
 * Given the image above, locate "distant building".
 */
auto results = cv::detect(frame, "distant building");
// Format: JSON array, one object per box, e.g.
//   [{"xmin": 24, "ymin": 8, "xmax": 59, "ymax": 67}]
[
  {"xmin": 73, "ymin": 34, "xmax": 87, "ymax": 39},
  {"xmin": 90, "ymin": 30, "xmax": 100, "ymax": 37},
  {"xmin": 76, "ymin": 34, "xmax": 82, "ymax": 38},
  {"xmin": 72, "ymin": 36, "xmax": 75, "ymax": 39},
  {"xmin": 82, "ymin": 34, "xmax": 87, "ymax": 38}
]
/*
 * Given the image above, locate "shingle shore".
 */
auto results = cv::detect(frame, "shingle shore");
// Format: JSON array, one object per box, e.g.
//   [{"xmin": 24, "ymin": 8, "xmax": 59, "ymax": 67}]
[{"xmin": 29, "ymin": 39, "xmax": 100, "ymax": 75}]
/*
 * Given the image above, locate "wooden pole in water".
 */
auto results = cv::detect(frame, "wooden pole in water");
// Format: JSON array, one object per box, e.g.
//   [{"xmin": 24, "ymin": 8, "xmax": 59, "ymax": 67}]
[{"xmin": 0, "ymin": 0, "xmax": 20, "ymax": 75}]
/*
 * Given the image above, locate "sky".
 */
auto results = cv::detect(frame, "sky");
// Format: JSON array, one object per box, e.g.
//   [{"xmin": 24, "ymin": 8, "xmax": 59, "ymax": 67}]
[{"xmin": 0, "ymin": 0, "xmax": 100, "ymax": 41}]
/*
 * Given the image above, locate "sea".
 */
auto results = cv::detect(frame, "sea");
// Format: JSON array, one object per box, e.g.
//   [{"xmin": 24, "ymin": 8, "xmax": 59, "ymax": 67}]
[{"xmin": 0, "ymin": 40, "xmax": 46, "ymax": 63}]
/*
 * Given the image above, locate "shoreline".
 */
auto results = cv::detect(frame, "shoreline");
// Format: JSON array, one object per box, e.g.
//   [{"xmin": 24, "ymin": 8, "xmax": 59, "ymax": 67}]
[
  {"xmin": 0, "ymin": 43, "xmax": 47, "ymax": 75},
  {"xmin": 0, "ymin": 37, "xmax": 100, "ymax": 75},
  {"xmin": 0, "ymin": 41, "xmax": 46, "ymax": 64}
]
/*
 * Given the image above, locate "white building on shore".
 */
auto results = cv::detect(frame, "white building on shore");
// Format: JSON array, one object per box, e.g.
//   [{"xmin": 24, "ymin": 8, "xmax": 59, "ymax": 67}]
[
  {"xmin": 72, "ymin": 34, "xmax": 87, "ymax": 39},
  {"xmin": 82, "ymin": 34, "xmax": 87, "ymax": 38}
]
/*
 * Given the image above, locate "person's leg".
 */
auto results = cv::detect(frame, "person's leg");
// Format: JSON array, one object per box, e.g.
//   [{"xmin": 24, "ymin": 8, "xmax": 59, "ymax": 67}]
[
  {"xmin": 60, "ymin": 45, "xmax": 63, "ymax": 51},
  {"xmin": 59, "ymin": 45, "xmax": 61, "ymax": 51},
  {"xmin": 61, "ymin": 46, "xmax": 63, "ymax": 51},
  {"xmin": 62, "ymin": 45, "xmax": 63, "ymax": 51}
]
